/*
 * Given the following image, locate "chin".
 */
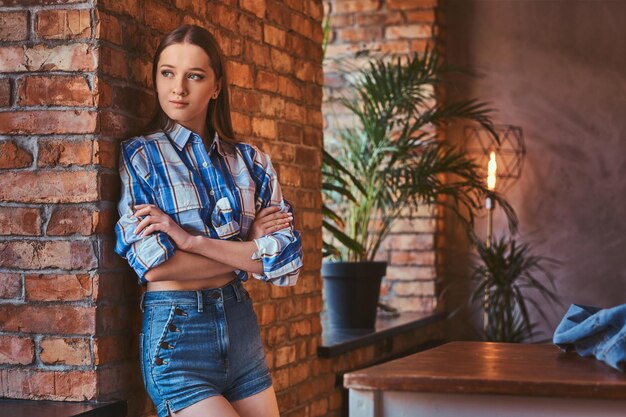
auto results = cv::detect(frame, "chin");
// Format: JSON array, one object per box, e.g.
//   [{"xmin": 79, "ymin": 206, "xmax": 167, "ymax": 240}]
[{"xmin": 164, "ymin": 109, "xmax": 192, "ymax": 120}]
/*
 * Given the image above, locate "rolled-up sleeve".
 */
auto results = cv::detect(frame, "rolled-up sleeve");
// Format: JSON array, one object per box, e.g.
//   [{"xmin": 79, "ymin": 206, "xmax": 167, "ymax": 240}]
[
  {"xmin": 114, "ymin": 139, "xmax": 175, "ymax": 285},
  {"xmin": 249, "ymin": 148, "xmax": 303, "ymax": 286}
]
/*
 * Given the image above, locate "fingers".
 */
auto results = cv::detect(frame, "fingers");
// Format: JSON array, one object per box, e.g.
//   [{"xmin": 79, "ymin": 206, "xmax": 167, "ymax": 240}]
[
  {"xmin": 257, "ymin": 206, "xmax": 281, "ymax": 219},
  {"xmin": 257, "ymin": 206, "xmax": 293, "ymax": 219},
  {"xmin": 277, "ymin": 212, "xmax": 293, "ymax": 221},
  {"xmin": 134, "ymin": 215, "xmax": 169, "ymax": 237},
  {"xmin": 132, "ymin": 205, "xmax": 166, "ymax": 236},
  {"xmin": 133, "ymin": 203, "xmax": 155, "ymax": 211},
  {"xmin": 134, "ymin": 215, "xmax": 156, "ymax": 235},
  {"xmin": 259, "ymin": 211, "xmax": 293, "ymax": 226},
  {"xmin": 265, "ymin": 218, "xmax": 292, "ymax": 233},
  {"xmin": 132, "ymin": 204, "xmax": 159, "ymax": 218},
  {"xmin": 142, "ymin": 224, "xmax": 159, "ymax": 236}
]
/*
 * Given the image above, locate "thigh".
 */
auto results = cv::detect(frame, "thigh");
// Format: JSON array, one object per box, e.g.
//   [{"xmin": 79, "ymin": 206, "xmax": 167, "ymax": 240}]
[
  {"xmin": 232, "ymin": 386, "xmax": 279, "ymax": 417},
  {"xmin": 171, "ymin": 395, "xmax": 240, "ymax": 417}
]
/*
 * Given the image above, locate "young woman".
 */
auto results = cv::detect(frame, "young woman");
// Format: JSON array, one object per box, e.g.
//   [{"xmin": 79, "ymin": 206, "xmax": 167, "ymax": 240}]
[{"xmin": 114, "ymin": 25, "xmax": 303, "ymax": 417}]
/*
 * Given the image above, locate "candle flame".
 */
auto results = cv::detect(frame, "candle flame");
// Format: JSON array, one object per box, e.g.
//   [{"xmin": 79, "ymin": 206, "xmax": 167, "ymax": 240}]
[{"xmin": 487, "ymin": 151, "xmax": 497, "ymax": 190}]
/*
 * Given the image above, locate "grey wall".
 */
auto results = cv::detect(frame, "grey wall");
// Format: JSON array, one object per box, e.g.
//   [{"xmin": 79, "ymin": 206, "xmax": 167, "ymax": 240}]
[{"xmin": 443, "ymin": 0, "xmax": 626, "ymax": 340}]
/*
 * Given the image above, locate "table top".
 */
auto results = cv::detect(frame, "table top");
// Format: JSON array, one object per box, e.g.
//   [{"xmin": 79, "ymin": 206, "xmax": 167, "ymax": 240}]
[{"xmin": 344, "ymin": 341, "xmax": 626, "ymax": 400}]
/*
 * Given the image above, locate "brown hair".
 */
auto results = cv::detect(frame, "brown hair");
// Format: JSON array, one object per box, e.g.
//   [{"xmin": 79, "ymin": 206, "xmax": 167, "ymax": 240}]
[{"xmin": 145, "ymin": 25, "xmax": 237, "ymax": 145}]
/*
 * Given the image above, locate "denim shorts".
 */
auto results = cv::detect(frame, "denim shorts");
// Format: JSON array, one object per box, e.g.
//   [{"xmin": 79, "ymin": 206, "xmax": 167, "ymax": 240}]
[{"xmin": 139, "ymin": 278, "xmax": 273, "ymax": 417}]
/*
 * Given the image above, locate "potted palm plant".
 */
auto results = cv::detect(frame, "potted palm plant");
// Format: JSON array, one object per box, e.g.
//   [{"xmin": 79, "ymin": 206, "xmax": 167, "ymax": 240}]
[
  {"xmin": 322, "ymin": 49, "xmax": 517, "ymax": 329},
  {"xmin": 470, "ymin": 236, "xmax": 560, "ymax": 342}
]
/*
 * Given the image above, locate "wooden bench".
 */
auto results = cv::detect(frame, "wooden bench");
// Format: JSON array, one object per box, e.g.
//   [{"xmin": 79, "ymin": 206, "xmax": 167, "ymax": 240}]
[
  {"xmin": 344, "ymin": 341, "xmax": 626, "ymax": 417},
  {"xmin": 0, "ymin": 399, "xmax": 127, "ymax": 417}
]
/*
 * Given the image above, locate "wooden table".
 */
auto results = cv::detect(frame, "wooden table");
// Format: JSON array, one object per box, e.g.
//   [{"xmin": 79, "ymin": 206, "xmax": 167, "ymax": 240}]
[{"xmin": 344, "ymin": 341, "xmax": 626, "ymax": 417}]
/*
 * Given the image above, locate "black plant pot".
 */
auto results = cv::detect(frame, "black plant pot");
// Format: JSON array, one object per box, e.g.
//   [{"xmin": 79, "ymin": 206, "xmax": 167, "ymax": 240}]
[{"xmin": 322, "ymin": 261, "xmax": 387, "ymax": 329}]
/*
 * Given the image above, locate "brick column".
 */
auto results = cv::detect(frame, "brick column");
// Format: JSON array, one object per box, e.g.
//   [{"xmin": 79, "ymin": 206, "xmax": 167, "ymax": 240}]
[
  {"xmin": 0, "ymin": 1, "xmax": 325, "ymax": 416},
  {"xmin": 323, "ymin": 0, "xmax": 442, "ymax": 314},
  {"xmin": 0, "ymin": 0, "xmax": 105, "ymax": 402}
]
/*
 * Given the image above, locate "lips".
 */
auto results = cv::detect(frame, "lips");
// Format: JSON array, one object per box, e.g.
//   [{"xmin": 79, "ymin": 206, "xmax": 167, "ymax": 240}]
[{"xmin": 169, "ymin": 100, "xmax": 188, "ymax": 108}]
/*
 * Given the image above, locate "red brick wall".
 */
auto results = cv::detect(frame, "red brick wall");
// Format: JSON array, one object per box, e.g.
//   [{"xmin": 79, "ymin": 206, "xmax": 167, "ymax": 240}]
[
  {"xmin": 323, "ymin": 0, "xmax": 442, "ymax": 314},
  {"xmin": 0, "ymin": 0, "xmax": 326, "ymax": 415},
  {"xmin": 0, "ymin": 0, "xmax": 107, "ymax": 402}
]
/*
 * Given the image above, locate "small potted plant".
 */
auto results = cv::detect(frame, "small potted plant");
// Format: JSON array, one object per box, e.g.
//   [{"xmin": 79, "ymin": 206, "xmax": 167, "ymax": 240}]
[
  {"xmin": 470, "ymin": 236, "xmax": 561, "ymax": 342},
  {"xmin": 322, "ymin": 49, "xmax": 516, "ymax": 329}
]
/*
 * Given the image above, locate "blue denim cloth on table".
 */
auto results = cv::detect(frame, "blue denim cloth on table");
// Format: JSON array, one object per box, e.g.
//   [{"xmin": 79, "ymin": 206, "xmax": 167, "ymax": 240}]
[{"xmin": 552, "ymin": 303, "xmax": 626, "ymax": 372}]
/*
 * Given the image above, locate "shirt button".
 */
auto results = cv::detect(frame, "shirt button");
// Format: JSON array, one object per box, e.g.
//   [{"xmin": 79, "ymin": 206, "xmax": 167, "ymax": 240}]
[{"xmin": 202, "ymin": 162, "xmax": 208, "ymax": 168}]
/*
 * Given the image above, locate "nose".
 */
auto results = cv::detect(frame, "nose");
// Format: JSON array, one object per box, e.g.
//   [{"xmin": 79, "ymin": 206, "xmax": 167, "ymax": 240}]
[{"xmin": 172, "ymin": 76, "xmax": 187, "ymax": 97}]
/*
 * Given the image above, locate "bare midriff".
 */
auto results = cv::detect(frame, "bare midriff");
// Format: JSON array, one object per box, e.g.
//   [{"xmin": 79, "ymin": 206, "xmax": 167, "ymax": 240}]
[{"xmin": 146, "ymin": 272, "xmax": 237, "ymax": 292}]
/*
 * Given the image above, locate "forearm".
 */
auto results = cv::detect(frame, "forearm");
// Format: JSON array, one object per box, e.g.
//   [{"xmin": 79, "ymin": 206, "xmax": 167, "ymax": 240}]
[
  {"xmin": 144, "ymin": 249, "xmax": 237, "ymax": 282},
  {"xmin": 186, "ymin": 236, "xmax": 264, "ymax": 274}
]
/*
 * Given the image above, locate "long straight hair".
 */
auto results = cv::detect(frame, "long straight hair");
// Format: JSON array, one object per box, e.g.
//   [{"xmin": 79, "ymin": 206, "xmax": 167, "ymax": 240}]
[{"xmin": 144, "ymin": 25, "xmax": 237, "ymax": 146}]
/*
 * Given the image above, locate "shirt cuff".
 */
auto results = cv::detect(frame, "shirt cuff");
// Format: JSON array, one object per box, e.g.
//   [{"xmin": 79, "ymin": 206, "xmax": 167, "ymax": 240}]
[
  {"xmin": 250, "ymin": 236, "xmax": 302, "ymax": 286},
  {"xmin": 126, "ymin": 233, "xmax": 176, "ymax": 285}
]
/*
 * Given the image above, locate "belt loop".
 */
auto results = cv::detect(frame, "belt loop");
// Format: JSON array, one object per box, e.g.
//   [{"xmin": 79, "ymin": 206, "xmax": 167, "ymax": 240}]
[
  {"xmin": 139, "ymin": 291, "xmax": 146, "ymax": 312},
  {"xmin": 196, "ymin": 290, "xmax": 203, "ymax": 312},
  {"xmin": 232, "ymin": 281, "xmax": 242, "ymax": 303}
]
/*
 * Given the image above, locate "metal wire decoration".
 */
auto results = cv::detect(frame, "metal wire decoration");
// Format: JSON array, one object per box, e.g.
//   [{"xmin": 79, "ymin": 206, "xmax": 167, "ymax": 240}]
[
  {"xmin": 463, "ymin": 124, "xmax": 526, "ymax": 195},
  {"xmin": 463, "ymin": 124, "xmax": 525, "ymax": 333}
]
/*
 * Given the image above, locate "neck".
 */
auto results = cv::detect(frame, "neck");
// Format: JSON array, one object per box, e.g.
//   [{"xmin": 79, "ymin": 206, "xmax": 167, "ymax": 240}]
[{"xmin": 177, "ymin": 121, "xmax": 210, "ymax": 142}]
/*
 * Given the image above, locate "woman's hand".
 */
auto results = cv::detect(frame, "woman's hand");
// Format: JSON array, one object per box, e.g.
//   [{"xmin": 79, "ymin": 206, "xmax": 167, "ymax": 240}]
[
  {"xmin": 248, "ymin": 206, "xmax": 293, "ymax": 241},
  {"xmin": 132, "ymin": 204, "xmax": 194, "ymax": 251}
]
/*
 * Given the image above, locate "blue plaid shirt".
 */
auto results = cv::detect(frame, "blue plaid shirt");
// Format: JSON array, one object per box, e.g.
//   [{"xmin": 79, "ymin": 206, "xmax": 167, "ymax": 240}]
[{"xmin": 114, "ymin": 123, "xmax": 303, "ymax": 286}]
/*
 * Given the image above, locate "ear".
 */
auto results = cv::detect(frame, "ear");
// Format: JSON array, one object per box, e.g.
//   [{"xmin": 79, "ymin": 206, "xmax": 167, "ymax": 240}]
[{"xmin": 214, "ymin": 77, "xmax": 222, "ymax": 96}]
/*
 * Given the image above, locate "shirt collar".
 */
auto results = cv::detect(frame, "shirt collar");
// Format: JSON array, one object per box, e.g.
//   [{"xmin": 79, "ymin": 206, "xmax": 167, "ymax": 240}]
[{"xmin": 167, "ymin": 123, "xmax": 224, "ymax": 157}]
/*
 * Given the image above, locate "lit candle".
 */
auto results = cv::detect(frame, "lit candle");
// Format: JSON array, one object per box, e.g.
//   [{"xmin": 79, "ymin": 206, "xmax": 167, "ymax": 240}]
[{"xmin": 487, "ymin": 151, "xmax": 497, "ymax": 190}]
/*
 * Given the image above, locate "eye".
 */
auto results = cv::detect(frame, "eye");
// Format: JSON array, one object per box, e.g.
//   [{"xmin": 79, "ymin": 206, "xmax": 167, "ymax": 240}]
[
  {"xmin": 187, "ymin": 73, "xmax": 204, "ymax": 80},
  {"xmin": 160, "ymin": 70, "xmax": 174, "ymax": 77}
]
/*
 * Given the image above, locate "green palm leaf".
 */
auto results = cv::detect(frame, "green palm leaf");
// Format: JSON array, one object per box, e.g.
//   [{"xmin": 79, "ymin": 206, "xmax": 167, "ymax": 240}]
[
  {"xmin": 470, "ymin": 236, "xmax": 561, "ymax": 342},
  {"xmin": 323, "ymin": 48, "xmax": 515, "ymax": 261}
]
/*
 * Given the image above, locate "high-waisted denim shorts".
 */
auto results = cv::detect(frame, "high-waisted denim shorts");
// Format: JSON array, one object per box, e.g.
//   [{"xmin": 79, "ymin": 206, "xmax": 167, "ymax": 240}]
[{"xmin": 139, "ymin": 278, "xmax": 273, "ymax": 417}]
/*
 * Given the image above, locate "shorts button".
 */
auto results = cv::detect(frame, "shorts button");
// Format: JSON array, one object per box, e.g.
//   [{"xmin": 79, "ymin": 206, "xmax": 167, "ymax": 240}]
[
  {"xmin": 160, "ymin": 341, "xmax": 172, "ymax": 349},
  {"xmin": 168, "ymin": 323, "xmax": 178, "ymax": 332},
  {"xmin": 174, "ymin": 307, "xmax": 186, "ymax": 316},
  {"xmin": 154, "ymin": 357, "xmax": 164, "ymax": 365},
  {"xmin": 210, "ymin": 292, "xmax": 221, "ymax": 299},
  {"xmin": 203, "ymin": 162, "xmax": 208, "ymax": 168},
  {"xmin": 209, "ymin": 190, "xmax": 215, "ymax": 196}
]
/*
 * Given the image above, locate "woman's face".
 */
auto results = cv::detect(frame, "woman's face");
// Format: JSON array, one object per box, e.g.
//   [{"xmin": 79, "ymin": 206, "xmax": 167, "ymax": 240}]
[{"xmin": 156, "ymin": 42, "xmax": 220, "ymax": 135}]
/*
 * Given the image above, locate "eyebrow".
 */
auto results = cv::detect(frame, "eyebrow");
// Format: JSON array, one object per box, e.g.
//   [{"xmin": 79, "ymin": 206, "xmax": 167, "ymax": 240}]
[{"xmin": 159, "ymin": 64, "xmax": 207, "ymax": 73}]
